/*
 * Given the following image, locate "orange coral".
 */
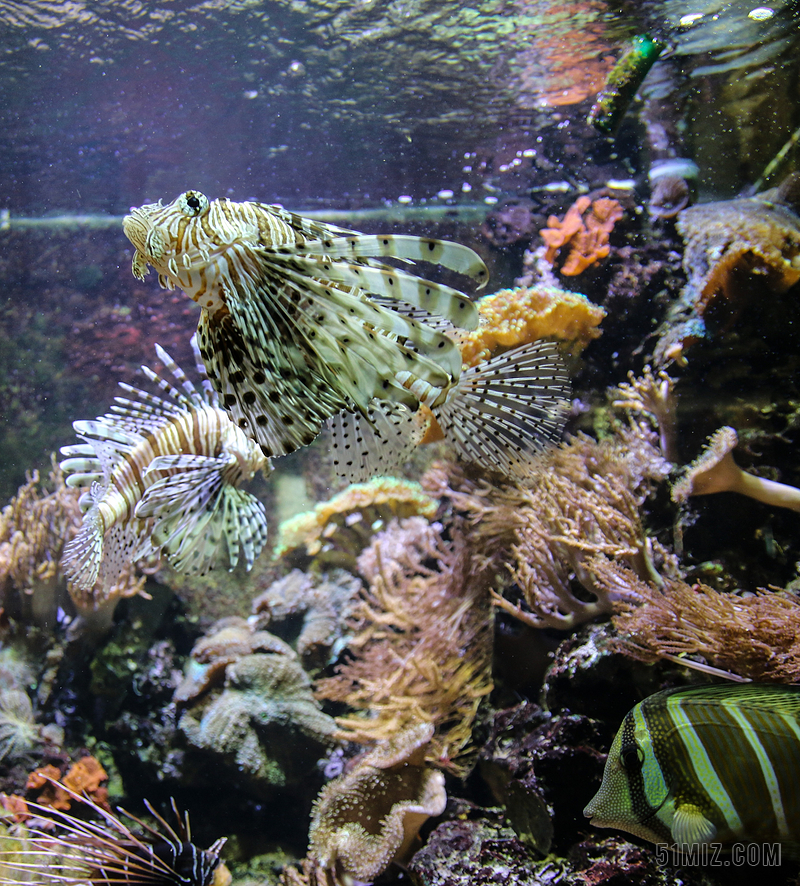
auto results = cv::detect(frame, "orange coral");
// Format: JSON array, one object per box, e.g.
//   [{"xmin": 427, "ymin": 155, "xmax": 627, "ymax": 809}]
[
  {"xmin": 26, "ymin": 757, "xmax": 108, "ymax": 811},
  {"xmin": 456, "ymin": 284, "xmax": 605, "ymax": 367},
  {"xmin": 540, "ymin": 195, "xmax": 624, "ymax": 275},
  {"xmin": 0, "ymin": 793, "xmax": 29, "ymax": 821}
]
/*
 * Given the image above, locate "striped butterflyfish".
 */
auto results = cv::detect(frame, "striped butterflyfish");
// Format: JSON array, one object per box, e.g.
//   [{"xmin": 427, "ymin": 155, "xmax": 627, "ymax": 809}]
[
  {"xmin": 60, "ymin": 337, "xmax": 270, "ymax": 593},
  {"xmin": 0, "ymin": 782, "xmax": 231, "ymax": 886},
  {"xmin": 123, "ymin": 191, "xmax": 569, "ymax": 480},
  {"xmin": 584, "ymin": 683, "xmax": 800, "ymax": 852}
]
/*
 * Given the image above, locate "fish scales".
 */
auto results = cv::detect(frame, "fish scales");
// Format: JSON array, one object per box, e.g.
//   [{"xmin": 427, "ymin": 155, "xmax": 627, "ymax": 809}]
[
  {"xmin": 61, "ymin": 338, "xmax": 269, "ymax": 592},
  {"xmin": 123, "ymin": 191, "xmax": 485, "ymax": 458},
  {"xmin": 584, "ymin": 683, "xmax": 800, "ymax": 854}
]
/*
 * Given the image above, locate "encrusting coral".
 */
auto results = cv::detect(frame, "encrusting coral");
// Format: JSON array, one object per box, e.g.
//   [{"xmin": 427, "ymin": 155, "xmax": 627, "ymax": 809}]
[
  {"xmin": 315, "ymin": 516, "xmax": 493, "ymax": 774},
  {"xmin": 454, "ymin": 284, "xmax": 606, "ymax": 367},
  {"xmin": 594, "ymin": 559, "xmax": 800, "ymax": 683},
  {"xmin": 539, "ymin": 195, "xmax": 624, "ymax": 276},
  {"xmin": 672, "ymin": 426, "xmax": 800, "ymax": 511},
  {"xmin": 251, "ymin": 569, "xmax": 363, "ymax": 670},
  {"xmin": 302, "ymin": 722, "xmax": 447, "ymax": 886},
  {"xmin": 273, "ymin": 477, "xmax": 438, "ymax": 571}
]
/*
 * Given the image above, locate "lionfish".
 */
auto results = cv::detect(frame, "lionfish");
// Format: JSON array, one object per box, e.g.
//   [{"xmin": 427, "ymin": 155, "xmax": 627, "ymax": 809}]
[
  {"xmin": 0, "ymin": 786, "xmax": 230, "ymax": 886},
  {"xmin": 123, "ymin": 191, "xmax": 569, "ymax": 478},
  {"xmin": 60, "ymin": 337, "xmax": 270, "ymax": 592}
]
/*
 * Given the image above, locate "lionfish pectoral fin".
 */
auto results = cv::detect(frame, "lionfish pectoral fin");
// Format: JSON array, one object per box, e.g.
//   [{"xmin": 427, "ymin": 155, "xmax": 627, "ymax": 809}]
[
  {"xmin": 432, "ymin": 340, "xmax": 571, "ymax": 481},
  {"xmin": 131, "ymin": 250, "xmax": 150, "ymax": 281},
  {"xmin": 62, "ymin": 508, "xmax": 105, "ymax": 592},
  {"xmin": 327, "ymin": 402, "xmax": 427, "ymax": 484},
  {"xmin": 136, "ymin": 454, "xmax": 267, "ymax": 573}
]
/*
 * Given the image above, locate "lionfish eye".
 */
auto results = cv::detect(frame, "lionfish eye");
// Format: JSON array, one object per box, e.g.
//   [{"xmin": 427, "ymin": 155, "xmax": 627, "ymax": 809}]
[
  {"xmin": 180, "ymin": 191, "xmax": 209, "ymax": 217},
  {"xmin": 619, "ymin": 742, "xmax": 645, "ymax": 771}
]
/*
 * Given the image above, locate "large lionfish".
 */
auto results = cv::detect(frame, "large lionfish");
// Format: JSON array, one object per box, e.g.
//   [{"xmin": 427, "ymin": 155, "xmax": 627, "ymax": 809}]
[
  {"xmin": 123, "ymin": 192, "xmax": 570, "ymax": 478},
  {"xmin": 60, "ymin": 337, "xmax": 270, "ymax": 592},
  {"xmin": 0, "ymin": 786, "xmax": 230, "ymax": 886}
]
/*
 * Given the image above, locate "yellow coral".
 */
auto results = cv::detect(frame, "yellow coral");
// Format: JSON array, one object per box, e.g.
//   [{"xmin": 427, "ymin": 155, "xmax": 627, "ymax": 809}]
[
  {"xmin": 456, "ymin": 285, "xmax": 605, "ymax": 367},
  {"xmin": 273, "ymin": 477, "xmax": 438, "ymax": 567}
]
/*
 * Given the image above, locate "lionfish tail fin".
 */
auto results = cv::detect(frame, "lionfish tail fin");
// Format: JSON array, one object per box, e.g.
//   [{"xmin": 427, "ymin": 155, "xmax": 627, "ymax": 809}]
[{"xmin": 433, "ymin": 340, "xmax": 571, "ymax": 481}]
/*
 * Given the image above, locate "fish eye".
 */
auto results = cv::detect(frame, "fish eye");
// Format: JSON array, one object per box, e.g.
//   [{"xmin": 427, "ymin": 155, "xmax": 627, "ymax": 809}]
[
  {"xmin": 619, "ymin": 742, "xmax": 644, "ymax": 771},
  {"xmin": 179, "ymin": 191, "xmax": 209, "ymax": 217}
]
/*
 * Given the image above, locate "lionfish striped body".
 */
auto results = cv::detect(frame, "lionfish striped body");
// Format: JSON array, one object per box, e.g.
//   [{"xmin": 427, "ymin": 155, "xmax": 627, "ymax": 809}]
[
  {"xmin": 60, "ymin": 338, "xmax": 270, "ymax": 592},
  {"xmin": 584, "ymin": 683, "xmax": 800, "ymax": 854},
  {"xmin": 0, "ymin": 787, "xmax": 230, "ymax": 886},
  {"xmin": 123, "ymin": 191, "xmax": 570, "ymax": 479}
]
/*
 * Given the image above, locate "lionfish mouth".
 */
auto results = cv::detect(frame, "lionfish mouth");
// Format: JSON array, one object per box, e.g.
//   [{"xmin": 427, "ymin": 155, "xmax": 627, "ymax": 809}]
[{"xmin": 0, "ymin": 779, "xmax": 229, "ymax": 886}]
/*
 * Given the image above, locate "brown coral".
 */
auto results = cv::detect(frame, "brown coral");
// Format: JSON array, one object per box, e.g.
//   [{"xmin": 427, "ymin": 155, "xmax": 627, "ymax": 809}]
[
  {"xmin": 596, "ymin": 560, "xmax": 800, "ymax": 683},
  {"xmin": 455, "ymin": 284, "xmax": 605, "ymax": 367},
  {"xmin": 306, "ymin": 722, "xmax": 447, "ymax": 886},
  {"xmin": 540, "ymin": 195, "xmax": 624, "ymax": 276},
  {"xmin": 0, "ymin": 457, "xmax": 82, "ymax": 628},
  {"xmin": 273, "ymin": 477, "xmax": 438, "ymax": 571},
  {"xmin": 315, "ymin": 517, "xmax": 493, "ymax": 773}
]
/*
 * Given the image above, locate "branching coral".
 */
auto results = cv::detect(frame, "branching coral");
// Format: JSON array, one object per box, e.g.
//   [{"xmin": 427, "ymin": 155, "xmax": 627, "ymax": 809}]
[
  {"xmin": 594, "ymin": 559, "xmax": 800, "ymax": 683},
  {"xmin": 306, "ymin": 722, "xmax": 446, "ymax": 886},
  {"xmin": 672, "ymin": 426, "xmax": 800, "ymax": 511},
  {"xmin": 423, "ymin": 426, "xmax": 671, "ymax": 631},
  {"xmin": 540, "ymin": 195, "xmax": 624, "ymax": 275},
  {"xmin": 179, "ymin": 648, "xmax": 337, "ymax": 788},
  {"xmin": 273, "ymin": 477, "xmax": 438, "ymax": 571},
  {"xmin": 454, "ymin": 284, "xmax": 606, "ymax": 367},
  {"xmin": 251, "ymin": 569, "xmax": 363, "ymax": 670},
  {"xmin": 612, "ymin": 365, "xmax": 678, "ymax": 463},
  {"xmin": 0, "ymin": 457, "xmax": 82, "ymax": 628},
  {"xmin": 315, "ymin": 517, "xmax": 493, "ymax": 774}
]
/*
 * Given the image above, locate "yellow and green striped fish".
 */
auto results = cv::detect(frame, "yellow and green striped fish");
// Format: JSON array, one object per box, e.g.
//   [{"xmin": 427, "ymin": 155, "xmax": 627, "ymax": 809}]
[
  {"xmin": 584, "ymin": 683, "xmax": 800, "ymax": 853},
  {"xmin": 60, "ymin": 337, "xmax": 270, "ymax": 593}
]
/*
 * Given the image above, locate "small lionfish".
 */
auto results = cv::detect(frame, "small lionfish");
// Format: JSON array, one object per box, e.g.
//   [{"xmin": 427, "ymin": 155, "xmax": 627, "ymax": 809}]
[
  {"xmin": 60, "ymin": 337, "xmax": 270, "ymax": 592},
  {"xmin": 123, "ymin": 191, "xmax": 569, "ymax": 477},
  {"xmin": 0, "ymin": 785, "xmax": 230, "ymax": 886}
]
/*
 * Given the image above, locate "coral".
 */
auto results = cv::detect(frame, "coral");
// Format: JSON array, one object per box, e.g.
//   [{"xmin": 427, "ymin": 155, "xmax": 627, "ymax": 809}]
[
  {"xmin": 315, "ymin": 517, "xmax": 493, "ymax": 773},
  {"xmin": 672, "ymin": 426, "xmax": 800, "ymax": 511},
  {"xmin": 273, "ymin": 477, "xmax": 438, "ymax": 571},
  {"xmin": 455, "ymin": 284, "xmax": 606, "ymax": 367},
  {"xmin": 597, "ymin": 560, "xmax": 800, "ymax": 683},
  {"xmin": 540, "ymin": 195, "xmax": 624, "ymax": 276},
  {"xmin": 612, "ymin": 366, "xmax": 678, "ymax": 463},
  {"xmin": 0, "ymin": 457, "xmax": 82, "ymax": 628},
  {"xmin": 174, "ymin": 616, "xmax": 296, "ymax": 704},
  {"xmin": 424, "ymin": 425, "xmax": 671, "ymax": 632},
  {"xmin": 26, "ymin": 756, "xmax": 109, "ymax": 811},
  {"xmin": 179, "ymin": 649, "xmax": 337, "ymax": 788},
  {"xmin": 67, "ymin": 560, "xmax": 149, "ymax": 643},
  {"xmin": 306, "ymin": 722, "xmax": 447, "ymax": 886},
  {"xmin": 0, "ymin": 690, "xmax": 39, "ymax": 762},
  {"xmin": 480, "ymin": 198, "xmax": 537, "ymax": 247},
  {"xmin": 251, "ymin": 569, "xmax": 363, "ymax": 670},
  {"xmin": 658, "ymin": 183, "xmax": 800, "ymax": 364}
]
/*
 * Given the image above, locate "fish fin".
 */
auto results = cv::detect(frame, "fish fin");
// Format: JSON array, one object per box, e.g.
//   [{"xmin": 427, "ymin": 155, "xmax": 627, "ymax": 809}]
[
  {"xmin": 71, "ymin": 419, "xmax": 142, "ymax": 477},
  {"xmin": 60, "ymin": 448, "xmax": 103, "ymax": 489},
  {"xmin": 671, "ymin": 803, "xmax": 717, "ymax": 845},
  {"xmin": 327, "ymin": 403, "xmax": 426, "ymax": 484},
  {"xmin": 368, "ymin": 294, "xmax": 458, "ymax": 334},
  {"xmin": 273, "ymin": 252, "xmax": 479, "ymax": 330},
  {"xmin": 135, "ymin": 455, "xmax": 268, "ymax": 574},
  {"xmin": 61, "ymin": 492, "xmax": 105, "ymax": 591},
  {"xmin": 273, "ymin": 232, "xmax": 489, "ymax": 289},
  {"xmin": 432, "ymin": 340, "xmax": 571, "ymax": 481}
]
